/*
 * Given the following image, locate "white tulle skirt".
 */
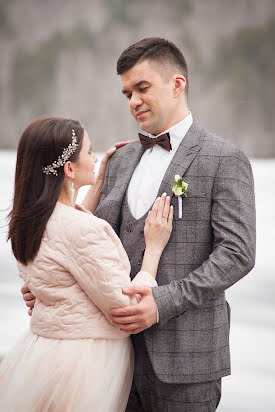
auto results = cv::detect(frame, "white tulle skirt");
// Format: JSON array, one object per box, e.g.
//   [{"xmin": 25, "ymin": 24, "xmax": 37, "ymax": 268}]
[{"xmin": 0, "ymin": 330, "xmax": 134, "ymax": 412}]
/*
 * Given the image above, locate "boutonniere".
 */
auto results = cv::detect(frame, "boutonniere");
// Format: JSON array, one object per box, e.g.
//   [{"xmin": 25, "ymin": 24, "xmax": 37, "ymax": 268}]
[{"xmin": 171, "ymin": 175, "xmax": 189, "ymax": 218}]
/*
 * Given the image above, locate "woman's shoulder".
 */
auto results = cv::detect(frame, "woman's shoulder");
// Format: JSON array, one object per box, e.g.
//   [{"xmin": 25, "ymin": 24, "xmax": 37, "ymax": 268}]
[{"xmin": 50, "ymin": 202, "xmax": 110, "ymax": 242}]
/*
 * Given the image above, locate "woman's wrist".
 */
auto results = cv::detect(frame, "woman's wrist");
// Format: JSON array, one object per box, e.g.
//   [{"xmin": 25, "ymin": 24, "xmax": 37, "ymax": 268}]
[
  {"xmin": 144, "ymin": 246, "xmax": 162, "ymax": 259},
  {"xmin": 82, "ymin": 183, "xmax": 102, "ymax": 213},
  {"xmin": 141, "ymin": 247, "xmax": 162, "ymax": 278}
]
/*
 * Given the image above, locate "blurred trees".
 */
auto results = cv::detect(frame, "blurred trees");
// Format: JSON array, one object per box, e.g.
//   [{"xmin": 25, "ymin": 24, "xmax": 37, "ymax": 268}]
[
  {"xmin": 207, "ymin": 19, "xmax": 275, "ymax": 156},
  {"xmin": 1, "ymin": 0, "xmax": 274, "ymax": 157},
  {"xmin": 12, "ymin": 27, "xmax": 97, "ymax": 114}
]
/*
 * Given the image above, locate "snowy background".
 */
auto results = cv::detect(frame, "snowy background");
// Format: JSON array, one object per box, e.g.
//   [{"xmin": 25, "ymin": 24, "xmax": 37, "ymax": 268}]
[{"xmin": 0, "ymin": 151, "xmax": 274, "ymax": 411}]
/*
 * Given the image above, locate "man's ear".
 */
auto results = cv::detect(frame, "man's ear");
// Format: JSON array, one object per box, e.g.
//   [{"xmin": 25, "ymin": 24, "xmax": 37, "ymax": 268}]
[
  {"xmin": 63, "ymin": 161, "xmax": 75, "ymax": 179},
  {"xmin": 173, "ymin": 75, "xmax": 186, "ymax": 97}
]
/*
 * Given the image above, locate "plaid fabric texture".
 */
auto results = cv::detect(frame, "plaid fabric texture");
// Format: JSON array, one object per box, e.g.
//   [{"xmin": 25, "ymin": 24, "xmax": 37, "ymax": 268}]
[
  {"xmin": 95, "ymin": 121, "xmax": 256, "ymax": 384},
  {"xmin": 126, "ymin": 333, "xmax": 221, "ymax": 412}
]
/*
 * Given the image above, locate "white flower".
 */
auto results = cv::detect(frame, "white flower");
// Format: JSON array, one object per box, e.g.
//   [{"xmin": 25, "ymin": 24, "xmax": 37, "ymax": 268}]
[
  {"xmin": 173, "ymin": 186, "xmax": 183, "ymax": 196},
  {"xmin": 171, "ymin": 174, "xmax": 189, "ymax": 198}
]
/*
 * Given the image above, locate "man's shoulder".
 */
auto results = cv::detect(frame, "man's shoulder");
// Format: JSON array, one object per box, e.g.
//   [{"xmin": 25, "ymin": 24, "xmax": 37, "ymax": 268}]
[
  {"xmin": 107, "ymin": 139, "xmax": 140, "ymax": 169},
  {"xmin": 114, "ymin": 139, "xmax": 139, "ymax": 157},
  {"xmin": 196, "ymin": 123, "xmax": 250, "ymax": 163}
]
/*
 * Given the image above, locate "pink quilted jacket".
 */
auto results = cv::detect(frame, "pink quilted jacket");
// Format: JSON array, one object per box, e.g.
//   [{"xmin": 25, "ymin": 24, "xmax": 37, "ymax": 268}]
[{"xmin": 18, "ymin": 202, "xmax": 157, "ymax": 340}]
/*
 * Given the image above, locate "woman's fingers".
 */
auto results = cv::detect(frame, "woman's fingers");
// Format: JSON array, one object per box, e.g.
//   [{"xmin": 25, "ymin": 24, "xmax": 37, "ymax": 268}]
[
  {"xmin": 168, "ymin": 204, "xmax": 174, "ymax": 226},
  {"xmin": 148, "ymin": 193, "xmax": 174, "ymax": 224},
  {"xmin": 156, "ymin": 193, "xmax": 167, "ymax": 220},
  {"xmin": 97, "ymin": 140, "xmax": 134, "ymax": 179},
  {"xmin": 104, "ymin": 140, "xmax": 134, "ymax": 161},
  {"xmin": 113, "ymin": 140, "xmax": 134, "ymax": 148},
  {"xmin": 104, "ymin": 147, "xmax": 116, "ymax": 160},
  {"xmin": 98, "ymin": 148, "xmax": 116, "ymax": 171},
  {"xmin": 150, "ymin": 197, "xmax": 160, "ymax": 220},
  {"xmin": 96, "ymin": 148, "xmax": 116, "ymax": 181},
  {"xmin": 162, "ymin": 195, "xmax": 171, "ymax": 220}
]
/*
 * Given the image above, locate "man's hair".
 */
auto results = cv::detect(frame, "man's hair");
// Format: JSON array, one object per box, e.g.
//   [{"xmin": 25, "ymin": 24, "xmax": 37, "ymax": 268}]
[{"xmin": 116, "ymin": 37, "xmax": 189, "ymax": 93}]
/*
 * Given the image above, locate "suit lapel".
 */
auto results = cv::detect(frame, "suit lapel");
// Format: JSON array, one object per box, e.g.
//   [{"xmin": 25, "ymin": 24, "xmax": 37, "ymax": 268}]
[
  {"xmin": 97, "ymin": 122, "xmax": 203, "ymax": 229},
  {"xmin": 120, "ymin": 142, "xmax": 145, "ymax": 193},
  {"xmin": 157, "ymin": 121, "xmax": 203, "ymax": 198},
  {"xmin": 96, "ymin": 141, "xmax": 144, "ymax": 232},
  {"xmin": 100, "ymin": 141, "xmax": 144, "ymax": 206}
]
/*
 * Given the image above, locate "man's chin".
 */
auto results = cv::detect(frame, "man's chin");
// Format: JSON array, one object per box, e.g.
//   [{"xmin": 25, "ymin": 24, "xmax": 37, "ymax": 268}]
[{"xmin": 139, "ymin": 121, "xmax": 154, "ymax": 135}]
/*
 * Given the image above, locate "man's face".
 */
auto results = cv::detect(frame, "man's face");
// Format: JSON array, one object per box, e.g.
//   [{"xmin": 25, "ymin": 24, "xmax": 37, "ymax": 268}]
[{"xmin": 121, "ymin": 60, "xmax": 177, "ymax": 135}]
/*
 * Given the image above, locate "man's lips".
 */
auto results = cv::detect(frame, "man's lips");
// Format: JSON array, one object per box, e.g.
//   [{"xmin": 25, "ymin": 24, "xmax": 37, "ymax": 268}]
[{"xmin": 136, "ymin": 110, "xmax": 149, "ymax": 119}]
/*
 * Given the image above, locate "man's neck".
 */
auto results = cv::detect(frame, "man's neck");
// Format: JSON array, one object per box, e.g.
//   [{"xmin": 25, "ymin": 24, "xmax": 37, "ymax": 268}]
[{"xmin": 149, "ymin": 108, "xmax": 191, "ymax": 137}]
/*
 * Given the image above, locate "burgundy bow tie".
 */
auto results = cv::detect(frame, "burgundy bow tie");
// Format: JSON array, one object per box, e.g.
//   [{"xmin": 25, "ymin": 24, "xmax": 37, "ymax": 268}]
[{"xmin": 138, "ymin": 132, "xmax": 172, "ymax": 152}]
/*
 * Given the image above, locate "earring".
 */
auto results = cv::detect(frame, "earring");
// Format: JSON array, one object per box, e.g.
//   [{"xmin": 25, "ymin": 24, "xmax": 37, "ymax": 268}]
[{"xmin": 70, "ymin": 179, "xmax": 75, "ymax": 207}]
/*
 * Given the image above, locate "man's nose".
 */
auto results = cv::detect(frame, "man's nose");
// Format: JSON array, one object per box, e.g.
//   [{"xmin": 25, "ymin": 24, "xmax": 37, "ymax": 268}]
[{"xmin": 129, "ymin": 92, "xmax": 142, "ymax": 110}]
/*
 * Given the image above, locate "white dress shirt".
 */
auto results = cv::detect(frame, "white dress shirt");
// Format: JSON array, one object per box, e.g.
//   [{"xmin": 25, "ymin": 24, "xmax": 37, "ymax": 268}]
[{"xmin": 127, "ymin": 112, "xmax": 193, "ymax": 219}]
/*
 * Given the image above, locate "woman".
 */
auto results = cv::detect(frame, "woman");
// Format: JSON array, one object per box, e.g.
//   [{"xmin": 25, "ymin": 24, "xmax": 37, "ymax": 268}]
[{"xmin": 0, "ymin": 117, "xmax": 173, "ymax": 411}]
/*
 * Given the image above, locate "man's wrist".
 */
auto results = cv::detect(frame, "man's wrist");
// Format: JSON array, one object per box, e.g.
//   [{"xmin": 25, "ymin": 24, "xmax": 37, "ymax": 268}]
[{"xmin": 152, "ymin": 285, "xmax": 178, "ymax": 327}]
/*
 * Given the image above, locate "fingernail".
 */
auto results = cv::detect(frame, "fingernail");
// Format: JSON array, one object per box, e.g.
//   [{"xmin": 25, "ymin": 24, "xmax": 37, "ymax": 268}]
[
  {"xmin": 157, "ymin": 197, "xmax": 161, "ymax": 200},
  {"xmin": 167, "ymin": 195, "xmax": 170, "ymax": 200},
  {"xmin": 170, "ymin": 205, "xmax": 173, "ymax": 209},
  {"xmin": 162, "ymin": 192, "xmax": 167, "ymax": 197}
]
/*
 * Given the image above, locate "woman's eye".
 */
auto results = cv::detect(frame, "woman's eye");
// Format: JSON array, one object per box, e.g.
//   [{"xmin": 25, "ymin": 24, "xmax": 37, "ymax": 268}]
[{"xmin": 140, "ymin": 88, "xmax": 148, "ymax": 93}]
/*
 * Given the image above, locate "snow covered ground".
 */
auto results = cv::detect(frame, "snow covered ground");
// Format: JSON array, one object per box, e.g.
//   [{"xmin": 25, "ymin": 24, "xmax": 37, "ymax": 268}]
[{"xmin": 0, "ymin": 151, "xmax": 274, "ymax": 411}]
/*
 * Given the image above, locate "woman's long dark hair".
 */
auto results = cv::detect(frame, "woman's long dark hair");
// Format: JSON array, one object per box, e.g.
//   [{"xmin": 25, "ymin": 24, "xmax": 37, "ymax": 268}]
[{"xmin": 8, "ymin": 117, "xmax": 84, "ymax": 265}]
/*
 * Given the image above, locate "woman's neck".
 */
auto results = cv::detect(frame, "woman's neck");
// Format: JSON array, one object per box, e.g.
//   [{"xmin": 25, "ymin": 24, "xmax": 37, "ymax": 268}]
[{"xmin": 58, "ymin": 186, "xmax": 78, "ymax": 207}]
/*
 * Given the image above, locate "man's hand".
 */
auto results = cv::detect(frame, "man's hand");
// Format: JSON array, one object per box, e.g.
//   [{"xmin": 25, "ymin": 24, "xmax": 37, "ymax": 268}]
[
  {"xmin": 21, "ymin": 283, "xmax": 35, "ymax": 316},
  {"xmin": 109, "ymin": 285, "xmax": 157, "ymax": 334}
]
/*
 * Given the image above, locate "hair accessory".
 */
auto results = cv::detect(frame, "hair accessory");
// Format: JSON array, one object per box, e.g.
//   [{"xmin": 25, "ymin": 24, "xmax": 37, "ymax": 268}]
[{"xmin": 43, "ymin": 129, "xmax": 78, "ymax": 176}]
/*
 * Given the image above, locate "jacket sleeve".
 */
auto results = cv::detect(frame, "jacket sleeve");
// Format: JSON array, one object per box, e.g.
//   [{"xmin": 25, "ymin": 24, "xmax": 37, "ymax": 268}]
[
  {"xmin": 152, "ymin": 147, "xmax": 256, "ymax": 326},
  {"xmin": 66, "ymin": 217, "xmax": 157, "ymax": 322}
]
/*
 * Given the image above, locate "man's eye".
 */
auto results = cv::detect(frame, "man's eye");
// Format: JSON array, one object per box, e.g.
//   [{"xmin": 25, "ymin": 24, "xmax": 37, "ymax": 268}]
[{"xmin": 140, "ymin": 87, "xmax": 148, "ymax": 93}]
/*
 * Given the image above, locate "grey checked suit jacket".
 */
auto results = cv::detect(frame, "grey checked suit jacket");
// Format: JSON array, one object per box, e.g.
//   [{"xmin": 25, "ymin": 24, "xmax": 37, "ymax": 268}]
[{"xmin": 95, "ymin": 121, "xmax": 256, "ymax": 384}]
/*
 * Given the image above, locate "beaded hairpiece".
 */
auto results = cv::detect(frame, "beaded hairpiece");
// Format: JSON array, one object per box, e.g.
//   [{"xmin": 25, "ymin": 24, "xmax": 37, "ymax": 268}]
[{"xmin": 42, "ymin": 129, "xmax": 78, "ymax": 176}]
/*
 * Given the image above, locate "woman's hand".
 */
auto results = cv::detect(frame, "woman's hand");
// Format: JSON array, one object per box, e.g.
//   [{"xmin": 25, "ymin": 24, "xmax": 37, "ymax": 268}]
[
  {"xmin": 82, "ymin": 140, "xmax": 133, "ymax": 212},
  {"xmin": 96, "ymin": 141, "xmax": 134, "ymax": 187},
  {"xmin": 141, "ymin": 193, "xmax": 173, "ymax": 278},
  {"xmin": 144, "ymin": 192, "xmax": 173, "ymax": 253}
]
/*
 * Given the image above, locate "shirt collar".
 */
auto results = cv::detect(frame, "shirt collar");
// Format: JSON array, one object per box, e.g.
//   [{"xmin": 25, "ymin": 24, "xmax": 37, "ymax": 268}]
[{"xmin": 146, "ymin": 112, "xmax": 193, "ymax": 150}]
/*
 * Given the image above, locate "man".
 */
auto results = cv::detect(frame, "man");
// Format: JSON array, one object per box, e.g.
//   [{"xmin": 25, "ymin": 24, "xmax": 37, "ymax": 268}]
[{"xmin": 23, "ymin": 38, "xmax": 256, "ymax": 411}]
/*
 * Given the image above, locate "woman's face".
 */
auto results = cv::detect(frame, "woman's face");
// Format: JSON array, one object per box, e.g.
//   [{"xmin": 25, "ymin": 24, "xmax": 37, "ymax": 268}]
[{"xmin": 73, "ymin": 130, "xmax": 98, "ymax": 187}]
